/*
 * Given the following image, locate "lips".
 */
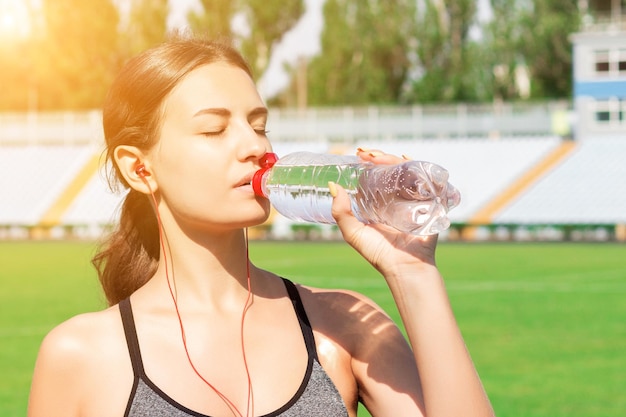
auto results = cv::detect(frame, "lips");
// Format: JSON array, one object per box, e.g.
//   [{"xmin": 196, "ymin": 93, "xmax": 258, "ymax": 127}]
[{"xmin": 236, "ymin": 172, "xmax": 255, "ymax": 188}]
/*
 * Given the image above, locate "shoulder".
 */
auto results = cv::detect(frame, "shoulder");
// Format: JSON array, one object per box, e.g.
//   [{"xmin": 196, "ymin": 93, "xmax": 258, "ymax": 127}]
[
  {"xmin": 292, "ymin": 283, "xmax": 423, "ymax": 414},
  {"xmin": 38, "ymin": 306, "xmax": 124, "ymax": 364},
  {"xmin": 297, "ymin": 284, "xmax": 386, "ymax": 317},
  {"xmin": 28, "ymin": 306, "xmax": 130, "ymax": 416},
  {"xmin": 293, "ymin": 283, "xmax": 399, "ymax": 351}
]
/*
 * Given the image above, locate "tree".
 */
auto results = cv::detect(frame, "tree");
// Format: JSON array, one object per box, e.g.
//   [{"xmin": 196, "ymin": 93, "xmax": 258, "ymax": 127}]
[
  {"xmin": 517, "ymin": 0, "xmax": 581, "ymax": 98},
  {"xmin": 484, "ymin": 0, "xmax": 581, "ymax": 100},
  {"xmin": 0, "ymin": 0, "xmax": 171, "ymax": 111},
  {"xmin": 188, "ymin": 0, "xmax": 304, "ymax": 79},
  {"xmin": 237, "ymin": 0, "xmax": 304, "ymax": 79},
  {"xmin": 122, "ymin": 0, "xmax": 169, "ymax": 57},
  {"xmin": 37, "ymin": 0, "xmax": 120, "ymax": 109},
  {"xmin": 187, "ymin": 0, "xmax": 234, "ymax": 39},
  {"xmin": 482, "ymin": 0, "xmax": 529, "ymax": 101},
  {"xmin": 409, "ymin": 0, "xmax": 482, "ymax": 103},
  {"xmin": 0, "ymin": 37, "xmax": 34, "ymax": 110},
  {"xmin": 303, "ymin": 0, "xmax": 417, "ymax": 106}
]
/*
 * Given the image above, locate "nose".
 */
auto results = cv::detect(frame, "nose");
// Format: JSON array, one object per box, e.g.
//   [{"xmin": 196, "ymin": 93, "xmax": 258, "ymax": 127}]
[{"xmin": 237, "ymin": 124, "xmax": 271, "ymax": 163}]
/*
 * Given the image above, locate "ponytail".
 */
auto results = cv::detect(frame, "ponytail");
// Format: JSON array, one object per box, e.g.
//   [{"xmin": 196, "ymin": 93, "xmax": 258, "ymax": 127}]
[{"xmin": 92, "ymin": 189, "xmax": 159, "ymax": 306}]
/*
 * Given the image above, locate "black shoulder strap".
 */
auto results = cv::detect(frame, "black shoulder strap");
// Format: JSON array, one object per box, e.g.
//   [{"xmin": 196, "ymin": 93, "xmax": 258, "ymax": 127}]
[
  {"xmin": 119, "ymin": 298, "xmax": 145, "ymax": 376},
  {"xmin": 282, "ymin": 278, "xmax": 318, "ymax": 360}
]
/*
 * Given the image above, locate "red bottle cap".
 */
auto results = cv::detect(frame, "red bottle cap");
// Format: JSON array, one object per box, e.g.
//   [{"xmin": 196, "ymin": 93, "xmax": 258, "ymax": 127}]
[{"xmin": 252, "ymin": 152, "xmax": 278, "ymax": 197}]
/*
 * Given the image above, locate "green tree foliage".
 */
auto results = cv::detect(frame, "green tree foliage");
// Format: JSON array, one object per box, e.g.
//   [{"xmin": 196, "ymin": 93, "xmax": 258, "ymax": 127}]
[
  {"xmin": 238, "ymin": 0, "xmax": 305, "ymax": 79},
  {"xmin": 517, "ymin": 0, "xmax": 581, "ymax": 98},
  {"xmin": 35, "ymin": 0, "xmax": 120, "ymax": 109},
  {"xmin": 304, "ymin": 0, "xmax": 417, "ymax": 106},
  {"xmin": 187, "ymin": 0, "xmax": 234, "ymax": 39},
  {"xmin": 485, "ymin": 0, "xmax": 581, "ymax": 100},
  {"xmin": 0, "ymin": 37, "xmax": 34, "ymax": 111},
  {"xmin": 188, "ymin": 0, "xmax": 304, "ymax": 78},
  {"xmin": 409, "ymin": 0, "xmax": 482, "ymax": 103},
  {"xmin": 483, "ymin": 0, "xmax": 527, "ymax": 101},
  {"xmin": 0, "ymin": 0, "xmax": 119, "ymax": 111},
  {"xmin": 122, "ymin": 0, "xmax": 169, "ymax": 57},
  {"xmin": 0, "ymin": 0, "xmax": 585, "ymax": 111}
]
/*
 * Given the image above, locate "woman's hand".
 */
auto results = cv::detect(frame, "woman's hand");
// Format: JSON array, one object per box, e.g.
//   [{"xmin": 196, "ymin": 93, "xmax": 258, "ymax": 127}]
[{"xmin": 329, "ymin": 149, "xmax": 438, "ymax": 278}]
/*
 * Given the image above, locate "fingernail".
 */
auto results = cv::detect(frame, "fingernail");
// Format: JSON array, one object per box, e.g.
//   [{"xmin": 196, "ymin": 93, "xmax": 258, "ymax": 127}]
[
  {"xmin": 402, "ymin": 154, "xmax": 412, "ymax": 160},
  {"xmin": 328, "ymin": 181, "xmax": 338, "ymax": 197},
  {"xmin": 356, "ymin": 147, "xmax": 370, "ymax": 153}
]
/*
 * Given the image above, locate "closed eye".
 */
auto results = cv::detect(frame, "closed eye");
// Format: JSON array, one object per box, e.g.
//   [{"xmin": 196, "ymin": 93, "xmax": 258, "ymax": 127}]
[{"xmin": 201, "ymin": 130, "xmax": 226, "ymax": 137}]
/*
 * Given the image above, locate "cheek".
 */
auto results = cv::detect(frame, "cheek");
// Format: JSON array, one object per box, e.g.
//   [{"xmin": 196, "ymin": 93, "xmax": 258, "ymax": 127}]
[
  {"xmin": 156, "ymin": 157, "xmax": 228, "ymax": 214},
  {"xmin": 159, "ymin": 177, "xmax": 229, "ymax": 226}
]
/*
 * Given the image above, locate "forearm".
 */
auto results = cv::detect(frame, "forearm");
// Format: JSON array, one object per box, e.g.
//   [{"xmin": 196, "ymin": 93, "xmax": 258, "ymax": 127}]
[{"xmin": 384, "ymin": 265, "xmax": 495, "ymax": 417}]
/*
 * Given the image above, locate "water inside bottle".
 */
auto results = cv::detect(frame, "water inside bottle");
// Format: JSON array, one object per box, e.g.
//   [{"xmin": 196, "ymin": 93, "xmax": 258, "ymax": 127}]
[{"xmin": 264, "ymin": 164, "xmax": 361, "ymax": 223}]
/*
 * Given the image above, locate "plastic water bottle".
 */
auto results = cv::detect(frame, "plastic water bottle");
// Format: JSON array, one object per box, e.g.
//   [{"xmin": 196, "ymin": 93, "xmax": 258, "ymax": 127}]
[{"xmin": 252, "ymin": 152, "xmax": 461, "ymax": 236}]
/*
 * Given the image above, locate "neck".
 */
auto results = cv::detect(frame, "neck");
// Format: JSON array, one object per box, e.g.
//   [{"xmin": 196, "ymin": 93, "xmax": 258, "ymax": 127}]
[{"xmin": 150, "ymin": 225, "xmax": 254, "ymax": 312}]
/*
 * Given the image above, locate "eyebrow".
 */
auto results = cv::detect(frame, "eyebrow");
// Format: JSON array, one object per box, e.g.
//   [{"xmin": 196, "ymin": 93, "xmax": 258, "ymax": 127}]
[
  {"xmin": 192, "ymin": 107, "xmax": 268, "ymax": 119},
  {"xmin": 193, "ymin": 108, "xmax": 231, "ymax": 117}
]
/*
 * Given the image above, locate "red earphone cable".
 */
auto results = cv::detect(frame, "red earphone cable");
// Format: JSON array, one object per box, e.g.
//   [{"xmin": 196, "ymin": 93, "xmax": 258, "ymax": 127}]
[
  {"xmin": 145, "ymin": 182, "xmax": 253, "ymax": 417},
  {"xmin": 242, "ymin": 227, "xmax": 254, "ymax": 417}
]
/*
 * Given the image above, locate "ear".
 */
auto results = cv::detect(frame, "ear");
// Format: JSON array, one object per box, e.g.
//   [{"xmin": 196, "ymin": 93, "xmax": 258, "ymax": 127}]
[{"xmin": 113, "ymin": 145, "xmax": 157, "ymax": 194}]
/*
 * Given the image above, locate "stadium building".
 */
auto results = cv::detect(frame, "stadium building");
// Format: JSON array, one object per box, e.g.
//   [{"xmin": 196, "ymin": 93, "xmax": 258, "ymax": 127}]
[{"xmin": 573, "ymin": 0, "xmax": 626, "ymax": 140}]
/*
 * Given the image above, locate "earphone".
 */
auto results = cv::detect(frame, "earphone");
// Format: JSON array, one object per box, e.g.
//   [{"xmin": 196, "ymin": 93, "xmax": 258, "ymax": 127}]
[{"xmin": 136, "ymin": 164, "xmax": 147, "ymax": 178}]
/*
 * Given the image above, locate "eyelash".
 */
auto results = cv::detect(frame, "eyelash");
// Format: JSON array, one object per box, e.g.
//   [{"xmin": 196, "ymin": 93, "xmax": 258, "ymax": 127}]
[
  {"xmin": 202, "ymin": 130, "xmax": 225, "ymax": 137},
  {"xmin": 201, "ymin": 128, "xmax": 269, "ymax": 137}
]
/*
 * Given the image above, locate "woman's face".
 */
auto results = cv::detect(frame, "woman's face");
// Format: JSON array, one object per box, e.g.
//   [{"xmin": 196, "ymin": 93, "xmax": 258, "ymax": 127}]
[{"xmin": 148, "ymin": 62, "xmax": 272, "ymax": 232}]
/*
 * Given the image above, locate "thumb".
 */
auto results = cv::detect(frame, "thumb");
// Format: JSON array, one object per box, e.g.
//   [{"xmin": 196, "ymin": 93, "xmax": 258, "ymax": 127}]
[{"xmin": 329, "ymin": 181, "xmax": 364, "ymax": 237}]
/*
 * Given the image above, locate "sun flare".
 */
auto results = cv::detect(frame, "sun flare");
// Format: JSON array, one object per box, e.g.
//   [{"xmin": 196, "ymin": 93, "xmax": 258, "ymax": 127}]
[{"xmin": 0, "ymin": 0, "xmax": 32, "ymax": 38}]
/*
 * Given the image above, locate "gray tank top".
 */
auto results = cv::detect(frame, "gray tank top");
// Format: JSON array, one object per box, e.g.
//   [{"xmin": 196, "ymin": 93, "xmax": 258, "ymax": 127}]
[{"xmin": 119, "ymin": 279, "xmax": 349, "ymax": 417}]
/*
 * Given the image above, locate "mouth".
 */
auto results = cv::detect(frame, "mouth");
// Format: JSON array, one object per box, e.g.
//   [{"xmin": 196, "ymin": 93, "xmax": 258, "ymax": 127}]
[{"xmin": 236, "ymin": 172, "xmax": 255, "ymax": 188}]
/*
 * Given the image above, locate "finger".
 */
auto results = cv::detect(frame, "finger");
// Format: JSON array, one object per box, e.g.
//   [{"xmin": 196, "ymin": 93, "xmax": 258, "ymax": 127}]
[
  {"xmin": 356, "ymin": 148, "xmax": 405, "ymax": 165},
  {"xmin": 329, "ymin": 181, "xmax": 364, "ymax": 237}
]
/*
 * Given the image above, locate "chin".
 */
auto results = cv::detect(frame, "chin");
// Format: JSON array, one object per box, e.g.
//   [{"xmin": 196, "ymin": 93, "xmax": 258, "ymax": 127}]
[
  {"xmin": 241, "ymin": 205, "xmax": 272, "ymax": 228},
  {"xmin": 252, "ymin": 209, "xmax": 272, "ymax": 226}
]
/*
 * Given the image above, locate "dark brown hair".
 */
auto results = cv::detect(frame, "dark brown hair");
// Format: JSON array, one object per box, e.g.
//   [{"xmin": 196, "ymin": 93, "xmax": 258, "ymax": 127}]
[{"xmin": 93, "ymin": 36, "xmax": 253, "ymax": 306}]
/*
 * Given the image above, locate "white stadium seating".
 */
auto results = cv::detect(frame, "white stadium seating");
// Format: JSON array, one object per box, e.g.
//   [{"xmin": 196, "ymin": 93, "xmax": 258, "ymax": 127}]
[
  {"xmin": 1, "ymin": 135, "xmax": 625, "ymax": 240},
  {"xmin": 0, "ymin": 145, "xmax": 95, "ymax": 224},
  {"xmin": 496, "ymin": 137, "xmax": 626, "ymax": 224}
]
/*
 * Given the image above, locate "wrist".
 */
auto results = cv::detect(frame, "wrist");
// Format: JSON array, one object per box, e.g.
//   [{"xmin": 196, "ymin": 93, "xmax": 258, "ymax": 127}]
[
  {"xmin": 381, "ymin": 261, "xmax": 443, "ymax": 292},
  {"xmin": 378, "ymin": 255, "xmax": 438, "ymax": 279}
]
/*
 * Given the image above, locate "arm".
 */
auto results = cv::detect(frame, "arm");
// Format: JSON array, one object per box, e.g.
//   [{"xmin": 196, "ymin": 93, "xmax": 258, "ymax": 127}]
[{"xmin": 330, "ymin": 151, "xmax": 495, "ymax": 417}]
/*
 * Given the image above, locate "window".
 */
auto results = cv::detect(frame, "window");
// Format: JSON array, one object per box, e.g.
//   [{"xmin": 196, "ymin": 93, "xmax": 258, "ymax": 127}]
[
  {"xmin": 618, "ymin": 49, "xmax": 626, "ymax": 72},
  {"xmin": 595, "ymin": 50, "xmax": 610, "ymax": 74},
  {"xmin": 592, "ymin": 48, "xmax": 626, "ymax": 76},
  {"xmin": 591, "ymin": 98, "xmax": 626, "ymax": 127},
  {"xmin": 595, "ymin": 110, "xmax": 611, "ymax": 122}
]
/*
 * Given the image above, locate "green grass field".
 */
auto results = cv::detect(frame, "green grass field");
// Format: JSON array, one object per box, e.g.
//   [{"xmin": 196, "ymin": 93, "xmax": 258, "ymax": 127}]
[{"xmin": 1, "ymin": 240, "xmax": 625, "ymax": 416}]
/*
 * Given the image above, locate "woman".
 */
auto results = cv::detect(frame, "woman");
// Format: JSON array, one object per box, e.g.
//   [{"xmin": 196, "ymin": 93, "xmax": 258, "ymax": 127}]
[{"xmin": 28, "ymin": 36, "xmax": 494, "ymax": 417}]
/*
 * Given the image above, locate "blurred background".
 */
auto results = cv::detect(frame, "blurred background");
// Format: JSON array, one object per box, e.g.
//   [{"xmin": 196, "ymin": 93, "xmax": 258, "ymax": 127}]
[
  {"xmin": 0, "ymin": 0, "xmax": 625, "ymax": 241},
  {"xmin": 1, "ymin": 2, "xmax": 626, "ymax": 417}
]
